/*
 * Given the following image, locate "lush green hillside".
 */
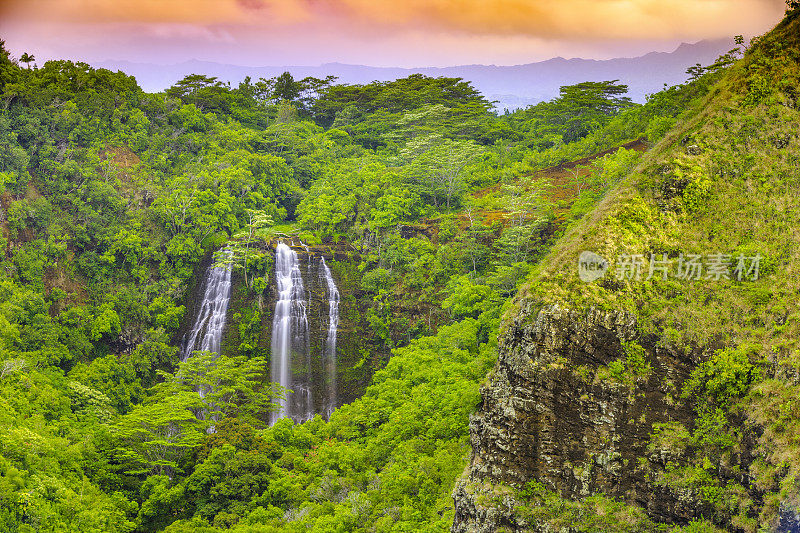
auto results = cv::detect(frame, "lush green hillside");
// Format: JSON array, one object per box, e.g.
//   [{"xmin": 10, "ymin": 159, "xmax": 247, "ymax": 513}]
[
  {"xmin": 454, "ymin": 7, "xmax": 800, "ymax": 533},
  {"xmin": 0, "ymin": 29, "xmax": 726, "ymax": 532}
]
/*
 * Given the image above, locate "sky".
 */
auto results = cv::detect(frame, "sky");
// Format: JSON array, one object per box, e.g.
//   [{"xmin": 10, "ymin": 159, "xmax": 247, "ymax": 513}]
[{"xmin": 0, "ymin": 0, "xmax": 788, "ymax": 67}]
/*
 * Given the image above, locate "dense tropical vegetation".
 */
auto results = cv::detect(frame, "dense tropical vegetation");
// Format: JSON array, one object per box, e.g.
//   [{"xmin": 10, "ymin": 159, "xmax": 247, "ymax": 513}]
[{"xmin": 0, "ymin": 25, "xmax": 744, "ymax": 531}]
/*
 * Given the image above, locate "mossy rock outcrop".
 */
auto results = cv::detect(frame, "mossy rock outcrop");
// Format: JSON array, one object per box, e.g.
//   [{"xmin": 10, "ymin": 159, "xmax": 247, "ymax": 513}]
[{"xmin": 454, "ymin": 10, "xmax": 800, "ymax": 533}]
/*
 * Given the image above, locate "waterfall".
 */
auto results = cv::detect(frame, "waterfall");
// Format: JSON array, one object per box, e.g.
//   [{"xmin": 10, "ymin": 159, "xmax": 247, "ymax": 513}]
[
  {"xmin": 269, "ymin": 243, "xmax": 342, "ymax": 425},
  {"xmin": 183, "ymin": 250, "xmax": 233, "ymax": 361},
  {"xmin": 319, "ymin": 257, "xmax": 339, "ymax": 417},
  {"xmin": 270, "ymin": 242, "xmax": 312, "ymax": 425}
]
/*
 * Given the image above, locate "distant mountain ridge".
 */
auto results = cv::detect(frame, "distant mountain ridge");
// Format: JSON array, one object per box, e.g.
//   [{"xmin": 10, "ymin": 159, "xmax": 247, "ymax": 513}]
[{"xmin": 95, "ymin": 39, "xmax": 733, "ymax": 110}]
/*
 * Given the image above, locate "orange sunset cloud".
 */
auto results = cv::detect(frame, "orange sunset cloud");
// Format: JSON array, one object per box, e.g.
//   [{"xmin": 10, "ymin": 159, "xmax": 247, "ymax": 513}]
[{"xmin": 0, "ymin": 0, "xmax": 786, "ymax": 40}]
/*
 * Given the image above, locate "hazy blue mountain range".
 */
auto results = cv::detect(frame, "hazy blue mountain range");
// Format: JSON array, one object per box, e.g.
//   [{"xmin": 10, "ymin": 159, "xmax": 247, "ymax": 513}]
[{"xmin": 95, "ymin": 38, "xmax": 733, "ymax": 110}]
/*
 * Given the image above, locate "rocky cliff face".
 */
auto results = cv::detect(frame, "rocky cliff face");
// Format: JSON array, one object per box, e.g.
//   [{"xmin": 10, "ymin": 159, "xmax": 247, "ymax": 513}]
[
  {"xmin": 452, "ymin": 304, "xmax": 704, "ymax": 532},
  {"xmin": 452, "ymin": 11, "xmax": 800, "ymax": 531},
  {"xmin": 264, "ymin": 242, "xmax": 373, "ymax": 411},
  {"xmin": 217, "ymin": 240, "xmax": 377, "ymax": 413},
  {"xmin": 195, "ymin": 234, "xmax": 453, "ymax": 420}
]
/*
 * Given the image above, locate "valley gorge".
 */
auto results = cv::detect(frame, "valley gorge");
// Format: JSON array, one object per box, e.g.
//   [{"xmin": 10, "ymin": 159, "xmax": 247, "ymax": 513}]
[{"xmin": 3, "ymin": 8, "xmax": 799, "ymax": 531}]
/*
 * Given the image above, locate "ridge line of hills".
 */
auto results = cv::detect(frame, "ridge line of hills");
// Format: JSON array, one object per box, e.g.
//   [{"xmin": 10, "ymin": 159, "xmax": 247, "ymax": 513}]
[{"xmin": 95, "ymin": 38, "xmax": 734, "ymax": 110}]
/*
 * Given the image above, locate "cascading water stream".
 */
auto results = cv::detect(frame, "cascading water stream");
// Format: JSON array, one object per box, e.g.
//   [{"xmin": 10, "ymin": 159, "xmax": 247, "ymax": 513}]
[
  {"xmin": 182, "ymin": 245, "xmax": 343, "ymax": 426},
  {"xmin": 269, "ymin": 243, "xmax": 342, "ymax": 425},
  {"xmin": 183, "ymin": 250, "xmax": 233, "ymax": 361},
  {"xmin": 182, "ymin": 249, "xmax": 233, "ymax": 428},
  {"xmin": 270, "ymin": 243, "xmax": 312, "ymax": 425},
  {"xmin": 319, "ymin": 257, "xmax": 340, "ymax": 417}
]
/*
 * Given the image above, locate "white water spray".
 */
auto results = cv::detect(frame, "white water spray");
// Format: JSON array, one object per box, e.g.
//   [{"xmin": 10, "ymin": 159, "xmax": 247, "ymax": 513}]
[
  {"xmin": 270, "ymin": 243, "xmax": 312, "ymax": 425},
  {"xmin": 183, "ymin": 250, "xmax": 233, "ymax": 360},
  {"xmin": 319, "ymin": 257, "xmax": 340, "ymax": 417}
]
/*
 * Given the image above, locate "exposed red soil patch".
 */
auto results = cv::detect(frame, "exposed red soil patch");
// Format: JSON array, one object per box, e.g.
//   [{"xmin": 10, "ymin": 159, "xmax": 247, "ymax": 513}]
[
  {"xmin": 473, "ymin": 138, "xmax": 648, "ymax": 224},
  {"xmin": 101, "ymin": 145, "xmax": 140, "ymax": 170},
  {"xmin": 100, "ymin": 146, "xmax": 143, "ymax": 198},
  {"xmin": 417, "ymin": 138, "xmax": 649, "ymax": 239},
  {"xmin": 43, "ymin": 257, "xmax": 89, "ymax": 312}
]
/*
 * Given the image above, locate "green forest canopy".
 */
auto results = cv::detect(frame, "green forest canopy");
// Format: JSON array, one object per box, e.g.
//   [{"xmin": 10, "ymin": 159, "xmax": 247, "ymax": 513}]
[{"xmin": 0, "ymin": 33, "xmax": 734, "ymax": 531}]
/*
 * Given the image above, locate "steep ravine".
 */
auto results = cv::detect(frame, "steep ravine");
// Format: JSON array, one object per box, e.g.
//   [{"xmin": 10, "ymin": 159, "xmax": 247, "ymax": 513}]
[{"xmin": 179, "ymin": 236, "xmax": 452, "ymax": 421}]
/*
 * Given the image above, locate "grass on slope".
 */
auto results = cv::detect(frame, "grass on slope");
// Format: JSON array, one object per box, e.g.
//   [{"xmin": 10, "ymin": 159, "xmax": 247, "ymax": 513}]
[{"xmin": 502, "ymin": 8, "xmax": 800, "ymax": 531}]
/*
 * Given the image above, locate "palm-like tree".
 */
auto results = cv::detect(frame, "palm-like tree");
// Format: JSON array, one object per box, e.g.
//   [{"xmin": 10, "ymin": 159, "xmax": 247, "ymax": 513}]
[{"xmin": 19, "ymin": 52, "xmax": 34, "ymax": 69}]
